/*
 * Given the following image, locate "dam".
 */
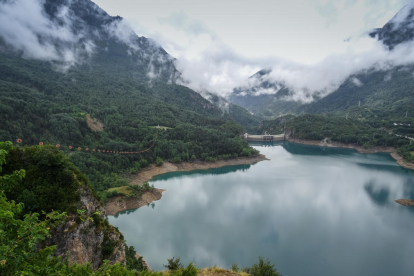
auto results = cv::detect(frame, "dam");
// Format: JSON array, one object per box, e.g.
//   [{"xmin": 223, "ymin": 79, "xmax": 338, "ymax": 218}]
[{"xmin": 244, "ymin": 133, "xmax": 285, "ymax": 141}]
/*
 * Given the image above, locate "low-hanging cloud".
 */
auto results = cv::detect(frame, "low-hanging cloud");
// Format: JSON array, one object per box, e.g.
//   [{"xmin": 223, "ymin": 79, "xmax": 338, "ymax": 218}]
[
  {"xmin": 173, "ymin": 34, "xmax": 414, "ymax": 101},
  {"xmin": 120, "ymin": 1, "xmax": 414, "ymax": 103},
  {"xmin": 172, "ymin": 25, "xmax": 414, "ymax": 103},
  {"xmin": 0, "ymin": 0, "xmax": 95, "ymax": 71},
  {"xmin": 246, "ymin": 36, "xmax": 414, "ymax": 103}
]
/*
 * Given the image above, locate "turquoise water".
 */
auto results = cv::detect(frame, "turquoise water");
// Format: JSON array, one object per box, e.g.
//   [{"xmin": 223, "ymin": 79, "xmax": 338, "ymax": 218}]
[{"xmin": 108, "ymin": 142, "xmax": 414, "ymax": 276}]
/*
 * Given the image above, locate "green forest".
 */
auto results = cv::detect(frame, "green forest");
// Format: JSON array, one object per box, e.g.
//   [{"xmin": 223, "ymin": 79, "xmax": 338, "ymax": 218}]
[
  {"xmin": 260, "ymin": 114, "xmax": 413, "ymax": 161},
  {"xmin": 0, "ymin": 50, "xmax": 259, "ymax": 199}
]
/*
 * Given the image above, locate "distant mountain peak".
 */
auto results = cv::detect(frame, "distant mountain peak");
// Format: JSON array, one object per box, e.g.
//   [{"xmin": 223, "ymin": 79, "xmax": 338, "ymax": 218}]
[{"xmin": 369, "ymin": 3, "xmax": 414, "ymax": 49}]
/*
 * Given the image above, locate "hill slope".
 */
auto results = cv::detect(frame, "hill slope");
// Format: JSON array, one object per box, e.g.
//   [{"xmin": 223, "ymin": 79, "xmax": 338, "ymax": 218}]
[{"xmin": 0, "ymin": 0, "xmax": 259, "ymax": 197}]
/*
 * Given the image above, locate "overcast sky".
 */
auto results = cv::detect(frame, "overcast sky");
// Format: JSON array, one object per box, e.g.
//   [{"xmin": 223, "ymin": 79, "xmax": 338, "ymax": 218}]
[
  {"xmin": 92, "ymin": 0, "xmax": 412, "ymax": 97},
  {"xmin": 94, "ymin": 0, "xmax": 408, "ymax": 63}
]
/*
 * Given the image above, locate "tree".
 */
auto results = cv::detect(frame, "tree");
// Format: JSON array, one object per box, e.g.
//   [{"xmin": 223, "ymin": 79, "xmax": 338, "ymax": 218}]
[
  {"xmin": 0, "ymin": 141, "xmax": 67, "ymax": 275},
  {"xmin": 251, "ymin": 257, "xmax": 282, "ymax": 276},
  {"xmin": 164, "ymin": 257, "xmax": 183, "ymax": 270},
  {"xmin": 155, "ymin": 157, "xmax": 164, "ymax": 166}
]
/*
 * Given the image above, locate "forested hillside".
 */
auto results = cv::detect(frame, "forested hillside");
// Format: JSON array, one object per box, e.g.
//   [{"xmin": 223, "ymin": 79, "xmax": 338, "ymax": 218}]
[
  {"xmin": 0, "ymin": 0, "xmax": 259, "ymax": 198},
  {"xmin": 260, "ymin": 114, "xmax": 414, "ymax": 162}
]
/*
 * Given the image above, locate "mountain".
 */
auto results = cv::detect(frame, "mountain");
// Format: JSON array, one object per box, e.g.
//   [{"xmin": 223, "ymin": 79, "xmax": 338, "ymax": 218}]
[
  {"xmin": 369, "ymin": 3, "xmax": 414, "ymax": 49},
  {"xmin": 0, "ymin": 0, "xmax": 260, "ymax": 199},
  {"xmin": 229, "ymin": 69, "xmax": 300, "ymax": 117},
  {"xmin": 228, "ymin": 4, "xmax": 414, "ymax": 118}
]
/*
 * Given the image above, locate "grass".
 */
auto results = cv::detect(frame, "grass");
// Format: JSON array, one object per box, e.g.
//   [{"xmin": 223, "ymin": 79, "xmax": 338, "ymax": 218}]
[
  {"xmin": 107, "ymin": 186, "xmax": 132, "ymax": 195},
  {"xmin": 411, "ymin": 151, "xmax": 414, "ymax": 156}
]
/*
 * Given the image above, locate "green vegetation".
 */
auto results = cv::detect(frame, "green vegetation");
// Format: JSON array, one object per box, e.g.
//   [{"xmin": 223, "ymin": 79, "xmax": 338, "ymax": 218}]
[
  {"xmin": 231, "ymin": 263, "xmax": 240, "ymax": 273},
  {"xmin": 251, "ymin": 257, "xmax": 282, "ymax": 276},
  {"xmin": 1, "ymin": 144, "xmax": 91, "ymax": 214},
  {"xmin": 103, "ymin": 182, "xmax": 156, "ymax": 203},
  {"xmin": 262, "ymin": 114, "xmax": 412, "ymax": 150},
  {"xmin": 126, "ymin": 246, "xmax": 146, "ymax": 272},
  {"xmin": 156, "ymin": 157, "xmax": 164, "ymax": 166},
  {"xmin": 0, "ymin": 35, "xmax": 259, "ymax": 198},
  {"xmin": 397, "ymin": 145, "xmax": 414, "ymax": 163},
  {"xmin": 0, "ymin": 141, "xmax": 281, "ymax": 275},
  {"xmin": 0, "ymin": 142, "xmax": 145, "ymax": 274},
  {"xmin": 107, "ymin": 186, "xmax": 133, "ymax": 196},
  {"xmin": 164, "ymin": 257, "xmax": 183, "ymax": 271}
]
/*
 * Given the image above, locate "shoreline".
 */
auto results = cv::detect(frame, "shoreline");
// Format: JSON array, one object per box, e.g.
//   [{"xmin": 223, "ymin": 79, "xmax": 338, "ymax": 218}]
[
  {"xmin": 125, "ymin": 154, "xmax": 269, "ymax": 187},
  {"xmin": 105, "ymin": 188, "xmax": 165, "ymax": 216},
  {"xmin": 105, "ymin": 155, "xmax": 268, "ymax": 215},
  {"xmin": 287, "ymin": 137, "xmax": 414, "ymax": 170}
]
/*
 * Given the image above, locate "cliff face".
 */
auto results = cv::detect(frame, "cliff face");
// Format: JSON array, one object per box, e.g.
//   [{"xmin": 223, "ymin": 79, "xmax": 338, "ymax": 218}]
[{"xmin": 44, "ymin": 186, "xmax": 126, "ymax": 270}]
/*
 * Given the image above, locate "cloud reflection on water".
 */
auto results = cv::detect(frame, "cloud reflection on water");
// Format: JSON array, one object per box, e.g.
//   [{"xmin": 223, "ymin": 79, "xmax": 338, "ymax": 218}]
[{"xmin": 109, "ymin": 142, "xmax": 414, "ymax": 276}]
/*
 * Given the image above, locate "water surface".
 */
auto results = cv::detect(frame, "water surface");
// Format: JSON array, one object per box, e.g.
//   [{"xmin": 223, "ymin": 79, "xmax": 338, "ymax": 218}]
[{"xmin": 109, "ymin": 142, "xmax": 414, "ymax": 276}]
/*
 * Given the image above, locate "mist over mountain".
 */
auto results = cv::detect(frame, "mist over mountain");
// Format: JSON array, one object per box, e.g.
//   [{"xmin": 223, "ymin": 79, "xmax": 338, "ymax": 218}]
[
  {"xmin": 228, "ymin": 4, "xmax": 414, "ymax": 117},
  {"xmin": 0, "ymin": 0, "xmax": 179, "ymax": 81},
  {"xmin": 370, "ymin": 3, "xmax": 414, "ymax": 49}
]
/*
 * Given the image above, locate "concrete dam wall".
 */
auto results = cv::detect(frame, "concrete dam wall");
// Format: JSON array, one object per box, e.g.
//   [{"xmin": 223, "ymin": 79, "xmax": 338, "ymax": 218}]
[{"xmin": 244, "ymin": 134, "xmax": 285, "ymax": 142}]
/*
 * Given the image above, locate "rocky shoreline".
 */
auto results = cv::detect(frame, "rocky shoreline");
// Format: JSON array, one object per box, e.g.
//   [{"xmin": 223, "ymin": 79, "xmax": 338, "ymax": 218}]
[
  {"xmin": 287, "ymin": 137, "xmax": 414, "ymax": 170},
  {"xmin": 105, "ymin": 155, "xmax": 268, "ymax": 215},
  {"xmin": 105, "ymin": 188, "xmax": 165, "ymax": 216},
  {"xmin": 395, "ymin": 199, "xmax": 414, "ymax": 206}
]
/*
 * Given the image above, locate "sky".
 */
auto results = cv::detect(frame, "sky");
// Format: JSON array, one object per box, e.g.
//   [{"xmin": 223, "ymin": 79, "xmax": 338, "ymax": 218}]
[
  {"xmin": 90, "ymin": 0, "xmax": 412, "ymax": 97},
  {"xmin": 1, "ymin": 0, "xmax": 413, "ymax": 100}
]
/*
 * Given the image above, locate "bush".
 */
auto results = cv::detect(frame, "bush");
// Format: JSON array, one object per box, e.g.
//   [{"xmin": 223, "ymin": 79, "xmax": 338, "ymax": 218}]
[
  {"xmin": 156, "ymin": 157, "xmax": 164, "ymax": 166},
  {"xmin": 182, "ymin": 262, "xmax": 198, "ymax": 276},
  {"xmin": 251, "ymin": 257, "xmax": 281, "ymax": 276},
  {"xmin": 231, "ymin": 263, "xmax": 240, "ymax": 273},
  {"xmin": 164, "ymin": 257, "xmax": 183, "ymax": 271},
  {"xmin": 125, "ymin": 245, "xmax": 146, "ymax": 271},
  {"xmin": 171, "ymin": 156, "xmax": 182, "ymax": 163}
]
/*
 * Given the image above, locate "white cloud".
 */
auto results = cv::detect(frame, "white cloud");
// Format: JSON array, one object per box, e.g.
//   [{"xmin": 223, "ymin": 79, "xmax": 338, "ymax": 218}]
[
  {"xmin": 94, "ymin": 0, "xmax": 413, "ymax": 101},
  {"xmin": 105, "ymin": 18, "xmax": 140, "ymax": 51},
  {"xmin": 0, "ymin": 0, "xmax": 95, "ymax": 70}
]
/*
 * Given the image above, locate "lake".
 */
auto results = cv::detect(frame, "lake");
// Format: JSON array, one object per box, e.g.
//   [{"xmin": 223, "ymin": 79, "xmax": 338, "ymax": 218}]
[{"xmin": 108, "ymin": 141, "xmax": 414, "ymax": 276}]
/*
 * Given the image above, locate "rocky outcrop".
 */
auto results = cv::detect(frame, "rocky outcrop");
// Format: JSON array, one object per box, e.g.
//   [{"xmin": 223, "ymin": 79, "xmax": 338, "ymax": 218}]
[
  {"xmin": 105, "ymin": 189, "xmax": 164, "ymax": 216},
  {"xmin": 43, "ymin": 186, "xmax": 126, "ymax": 270},
  {"xmin": 395, "ymin": 199, "xmax": 414, "ymax": 206}
]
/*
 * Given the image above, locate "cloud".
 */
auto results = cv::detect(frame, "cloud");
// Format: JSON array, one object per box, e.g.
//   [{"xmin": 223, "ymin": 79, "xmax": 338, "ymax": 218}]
[
  {"xmin": 104, "ymin": 18, "xmax": 140, "ymax": 51},
  {"xmin": 121, "ymin": 5, "xmax": 414, "ymax": 102},
  {"xmin": 351, "ymin": 77, "xmax": 363, "ymax": 87},
  {"xmin": 0, "ymin": 0, "xmax": 95, "ymax": 71},
  {"xmin": 173, "ymin": 24, "xmax": 414, "ymax": 103},
  {"xmin": 247, "ymin": 36, "xmax": 414, "ymax": 102}
]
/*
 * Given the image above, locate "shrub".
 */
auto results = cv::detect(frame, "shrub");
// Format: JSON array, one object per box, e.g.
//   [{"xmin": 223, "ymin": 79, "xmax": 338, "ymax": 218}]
[
  {"xmin": 156, "ymin": 157, "xmax": 164, "ymax": 166},
  {"xmin": 182, "ymin": 262, "xmax": 198, "ymax": 276},
  {"xmin": 164, "ymin": 257, "xmax": 183, "ymax": 270},
  {"xmin": 251, "ymin": 257, "xmax": 281, "ymax": 276},
  {"xmin": 140, "ymin": 159, "xmax": 149, "ymax": 168},
  {"xmin": 231, "ymin": 263, "xmax": 240, "ymax": 273},
  {"xmin": 171, "ymin": 156, "xmax": 182, "ymax": 163}
]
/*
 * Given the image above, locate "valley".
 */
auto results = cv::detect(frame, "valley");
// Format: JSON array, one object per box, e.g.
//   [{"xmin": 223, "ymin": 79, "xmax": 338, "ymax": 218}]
[{"xmin": 1, "ymin": 0, "xmax": 414, "ymax": 275}]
